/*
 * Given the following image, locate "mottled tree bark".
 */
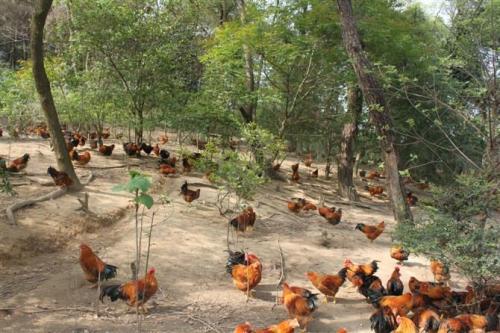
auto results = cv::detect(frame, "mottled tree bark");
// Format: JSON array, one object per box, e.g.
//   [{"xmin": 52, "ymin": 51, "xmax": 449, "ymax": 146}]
[
  {"xmin": 336, "ymin": 0, "xmax": 412, "ymax": 222},
  {"xmin": 338, "ymin": 85, "xmax": 362, "ymax": 201},
  {"xmin": 31, "ymin": 0, "xmax": 81, "ymax": 189}
]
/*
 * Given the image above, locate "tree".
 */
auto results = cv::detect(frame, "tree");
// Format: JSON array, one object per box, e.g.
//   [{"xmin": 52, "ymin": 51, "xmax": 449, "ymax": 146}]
[
  {"xmin": 336, "ymin": 0, "xmax": 411, "ymax": 222},
  {"xmin": 337, "ymin": 85, "xmax": 361, "ymax": 200},
  {"xmin": 31, "ymin": 0, "xmax": 81, "ymax": 189}
]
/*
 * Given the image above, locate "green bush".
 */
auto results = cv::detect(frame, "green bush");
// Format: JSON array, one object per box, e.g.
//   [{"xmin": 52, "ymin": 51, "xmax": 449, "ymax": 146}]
[
  {"xmin": 394, "ymin": 174, "xmax": 499, "ymax": 285},
  {"xmin": 241, "ymin": 123, "xmax": 286, "ymax": 172}
]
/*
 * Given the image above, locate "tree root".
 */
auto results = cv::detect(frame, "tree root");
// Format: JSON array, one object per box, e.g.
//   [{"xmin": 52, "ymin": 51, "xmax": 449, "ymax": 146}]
[{"xmin": 5, "ymin": 171, "xmax": 94, "ymax": 225}]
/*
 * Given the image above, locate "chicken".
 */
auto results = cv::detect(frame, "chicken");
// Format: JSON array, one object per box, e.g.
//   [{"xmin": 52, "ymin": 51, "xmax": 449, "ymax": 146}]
[
  {"xmin": 160, "ymin": 156, "xmax": 177, "ymax": 168},
  {"xmin": 78, "ymin": 136, "xmax": 86, "ymax": 146},
  {"xmin": 430, "ymin": 260, "xmax": 451, "ymax": 285},
  {"xmin": 255, "ymin": 319, "xmax": 300, "ymax": 333},
  {"xmin": 140, "ymin": 143, "xmax": 154, "ymax": 155},
  {"xmin": 159, "ymin": 164, "xmax": 176, "ymax": 175},
  {"xmin": 98, "ymin": 144, "xmax": 115, "ymax": 156},
  {"xmin": 6, "ymin": 153, "xmax": 30, "ymax": 172},
  {"xmin": 306, "ymin": 268, "xmax": 347, "ymax": 303},
  {"xmin": 318, "ymin": 206, "xmax": 342, "ymax": 225},
  {"xmin": 408, "ymin": 277, "xmax": 444, "ymax": 294},
  {"xmin": 153, "ymin": 144, "xmax": 160, "ymax": 157},
  {"xmin": 287, "ymin": 198, "xmax": 307, "ymax": 213},
  {"xmin": 438, "ymin": 314, "xmax": 491, "ymax": 333},
  {"xmin": 378, "ymin": 293, "xmax": 417, "ymax": 316},
  {"xmin": 356, "ymin": 274, "xmax": 386, "ymax": 303},
  {"xmin": 412, "ymin": 308, "xmax": 441, "ymax": 333},
  {"xmin": 123, "ymin": 142, "xmax": 141, "ymax": 157},
  {"xmin": 414, "ymin": 281, "xmax": 451, "ymax": 300},
  {"xmin": 394, "ymin": 316, "xmax": 418, "ymax": 333},
  {"xmin": 101, "ymin": 128, "xmax": 111, "ymax": 139},
  {"xmin": 355, "ymin": 221, "xmax": 385, "ymax": 241},
  {"xmin": 159, "ymin": 149, "xmax": 170, "ymax": 161},
  {"xmin": 387, "ymin": 267, "xmax": 404, "ymax": 296},
  {"xmin": 337, "ymin": 329, "xmax": 347, "ymax": 333},
  {"xmin": 282, "ymin": 282, "xmax": 319, "ymax": 331},
  {"xmin": 370, "ymin": 306, "xmax": 397, "ymax": 333},
  {"xmin": 272, "ymin": 162, "xmax": 282, "ymax": 171},
  {"xmin": 79, "ymin": 244, "xmax": 117, "ymax": 286},
  {"xmin": 344, "ymin": 259, "xmax": 379, "ymax": 280},
  {"xmin": 302, "ymin": 202, "xmax": 317, "ymax": 211},
  {"xmin": 180, "ymin": 181, "xmax": 200, "ymax": 203},
  {"xmin": 366, "ymin": 171, "xmax": 381, "ymax": 180},
  {"xmin": 365, "ymin": 185, "xmax": 384, "ymax": 196},
  {"xmin": 100, "ymin": 267, "xmax": 158, "ymax": 313},
  {"xmin": 47, "ymin": 166, "xmax": 73, "ymax": 187},
  {"xmin": 304, "ymin": 154, "xmax": 313, "ymax": 167},
  {"xmin": 227, "ymin": 252, "xmax": 262, "ymax": 300},
  {"xmin": 71, "ymin": 150, "xmax": 91, "ymax": 166},
  {"xmin": 451, "ymin": 285, "xmax": 475, "ymax": 305},
  {"xmin": 182, "ymin": 157, "xmax": 192, "ymax": 173},
  {"xmin": 406, "ymin": 192, "xmax": 418, "ymax": 206},
  {"xmin": 311, "ymin": 169, "xmax": 318, "ymax": 178},
  {"xmin": 89, "ymin": 139, "xmax": 98, "ymax": 149},
  {"xmin": 291, "ymin": 163, "xmax": 300, "ymax": 182},
  {"xmin": 230, "ymin": 207, "xmax": 256, "ymax": 232},
  {"xmin": 390, "ymin": 246, "xmax": 410, "ymax": 264},
  {"xmin": 158, "ymin": 134, "xmax": 168, "ymax": 145},
  {"xmin": 234, "ymin": 322, "xmax": 254, "ymax": 333}
]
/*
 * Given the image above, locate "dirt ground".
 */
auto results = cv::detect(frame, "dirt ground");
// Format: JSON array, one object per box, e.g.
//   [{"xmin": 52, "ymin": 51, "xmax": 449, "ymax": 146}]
[{"xmin": 0, "ymin": 135, "xmax": 462, "ymax": 333}]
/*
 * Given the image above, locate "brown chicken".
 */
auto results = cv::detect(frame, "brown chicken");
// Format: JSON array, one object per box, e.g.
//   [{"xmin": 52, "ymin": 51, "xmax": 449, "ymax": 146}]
[
  {"xmin": 98, "ymin": 144, "xmax": 115, "ymax": 156},
  {"xmin": 306, "ymin": 268, "xmax": 347, "ymax": 303},
  {"xmin": 100, "ymin": 267, "xmax": 158, "ymax": 313},
  {"xmin": 47, "ymin": 166, "xmax": 73, "ymax": 187},
  {"xmin": 438, "ymin": 314, "xmax": 490, "ymax": 333},
  {"xmin": 304, "ymin": 154, "xmax": 313, "ymax": 167},
  {"xmin": 6, "ymin": 153, "xmax": 30, "ymax": 172},
  {"xmin": 72, "ymin": 150, "xmax": 91, "ymax": 165},
  {"xmin": 378, "ymin": 293, "xmax": 419, "ymax": 316},
  {"xmin": 355, "ymin": 221, "xmax": 385, "ymax": 241},
  {"xmin": 394, "ymin": 316, "xmax": 418, "ymax": 333},
  {"xmin": 344, "ymin": 259, "xmax": 379, "ymax": 280},
  {"xmin": 101, "ymin": 128, "xmax": 111, "ymax": 139},
  {"xmin": 153, "ymin": 144, "xmax": 160, "ymax": 156},
  {"xmin": 415, "ymin": 282, "xmax": 451, "ymax": 300},
  {"xmin": 287, "ymin": 198, "xmax": 307, "ymax": 213},
  {"xmin": 159, "ymin": 164, "xmax": 176, "ymax": 175},
  {"xmin": 228, "ymin": 252, "xmax": 262, "ymax": 300},
  {"xmin": 79, "ymin": 244, "xmax": 117, "ymax": 286},
  {"xmin": 230, "ymin": 207, "xmax": 257, "ymax": 232},
  {"xmin": 302, "ymin": 202, "xmax": 317, "ymax": 211},
  {"xmin": 430, "ymin": 260, "xmax": 451, "ymax": 285},
  {"xmin": 406, "ymin": 192, "xmax": 418, "ymax": 206},
  {"xmin": 234, "ymin": 323, "xmax": 254, "ymax": 333},
  {"xmin": 412, "ymin": 308, "xmax": 441, "ymax": 333},
  {"xmin": 282, "ymin": 282, "xmax": 319, "ymax": 331},
  {"xmin": 387, "ymin": 267, "xmax": 404, "ymax": 296},
  {"xmin": 311, "ymin": 169, "xmax": 318, "ymax": 178},
  {"xmin": 365, "ymin": 185, "xmax": 384, "ymax": 196},
  {"xmin": 123, "ymin": 142, "xmax": 141, "ymax": 157},
  {"xmin": 390, "ymin": 246, "xmax": 410, "ymax": 264},
  {"xmin": 182, "ymin": 157, "xmax": 192, "ymax": 173},
  {"xmin": 318, "ymin": 206, "xmax": 342, "ymax": 225},
  {"xmin": 337, "ymin": 329, "xmax": 347, "ymax": 333},
  {"xmin": 159, "ymin": 134, "xmax": 168, "ymax": 145},
  {"xmin": 291, "ymin": 163, "xmax": 300, "ymax": 182},
  {"xmin": 180, "ymin": 181, "xmax": 200, "ymax": 203},
  {"xmin": 366, "ymin": 171, "xmax": 381, "ymax": 180},
  {"xmin": 255, "ymin": 319, "xmax": 300, "ymax": 333}
]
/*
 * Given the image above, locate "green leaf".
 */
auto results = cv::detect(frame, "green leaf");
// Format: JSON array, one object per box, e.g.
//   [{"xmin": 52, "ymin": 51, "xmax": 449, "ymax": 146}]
[
  {"xmin": 129, "ymin": 175, "xmax": 152, "ymax": 192},
  {"xmin": 136, "ymin": 193, "xmax": 154, "ymax": 209}
]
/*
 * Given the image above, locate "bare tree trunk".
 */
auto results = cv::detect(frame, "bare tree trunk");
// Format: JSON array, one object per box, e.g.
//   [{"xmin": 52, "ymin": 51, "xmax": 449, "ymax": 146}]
[
  {"xmin": 336, "ymin": 0, "xmax": 411, "ymax": 222},
  {"xmin": 31, "ymin": 0, "xmax": 81, "ymax": 189},
  {"xmin": 338, "ymin": 85, "xmax": 361, "ymax": 201},
  {"xmin": 237, "ymin": 0, "xmax": 256, "ymax": 123}
]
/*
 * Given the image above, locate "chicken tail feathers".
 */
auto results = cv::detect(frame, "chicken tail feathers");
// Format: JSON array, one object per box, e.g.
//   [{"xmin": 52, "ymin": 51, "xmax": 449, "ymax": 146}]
[
  {"xmin": 99, "ymin": 284, "xmax": 123, "ymax": 303},
  {"xmin": 370, "ymin": 306, "xmax": 397, "ymax": 333},
  {"xmin": 102, "ymin": 264, "xmax": 118, "ymax": 281},
  {"xmin": 366, "ymin": 288, "xmax": 384, "ymax": 307},
  {"xmin": 225, "ymin": 251, "xmax": 246, "ymax": 274}
]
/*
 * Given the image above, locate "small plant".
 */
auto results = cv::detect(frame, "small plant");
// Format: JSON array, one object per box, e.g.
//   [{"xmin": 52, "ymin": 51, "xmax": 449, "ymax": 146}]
[
  {"xmin": 241, "ymin": 123, "xmax": 286, "ymax": 173},
  {"xmin": 0, "ymin": 161, "xmax": 16, "ymax": 196}
]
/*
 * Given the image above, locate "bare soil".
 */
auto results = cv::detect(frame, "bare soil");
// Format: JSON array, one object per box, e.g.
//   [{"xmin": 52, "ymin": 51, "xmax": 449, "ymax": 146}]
[{"xmin": 0, "ymin": 135, "xmax": 459, "ymax": 333}]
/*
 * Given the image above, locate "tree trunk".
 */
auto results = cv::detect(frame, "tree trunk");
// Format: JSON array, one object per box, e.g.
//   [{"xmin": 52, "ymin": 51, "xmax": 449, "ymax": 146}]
[
  {"xmin": 336, "ymin": 0, "xmax": 411, "ymax": 222},
  {"xmin": 237, "ymin": 0, "xmax": 256, "ymax": 123},
  {"xmin": 338, "ymin": 85, "xmax": 361, "ymax": 201},
  {"xmin": 31, "ymin": 0, "xmax": 81, "ymax": 189}
]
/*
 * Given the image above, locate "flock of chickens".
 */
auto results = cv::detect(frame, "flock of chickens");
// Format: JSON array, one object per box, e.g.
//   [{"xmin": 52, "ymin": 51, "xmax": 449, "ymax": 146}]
[{"xmin": 1, "ymin": 128, "xmax": 499, "ymax": 333}]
